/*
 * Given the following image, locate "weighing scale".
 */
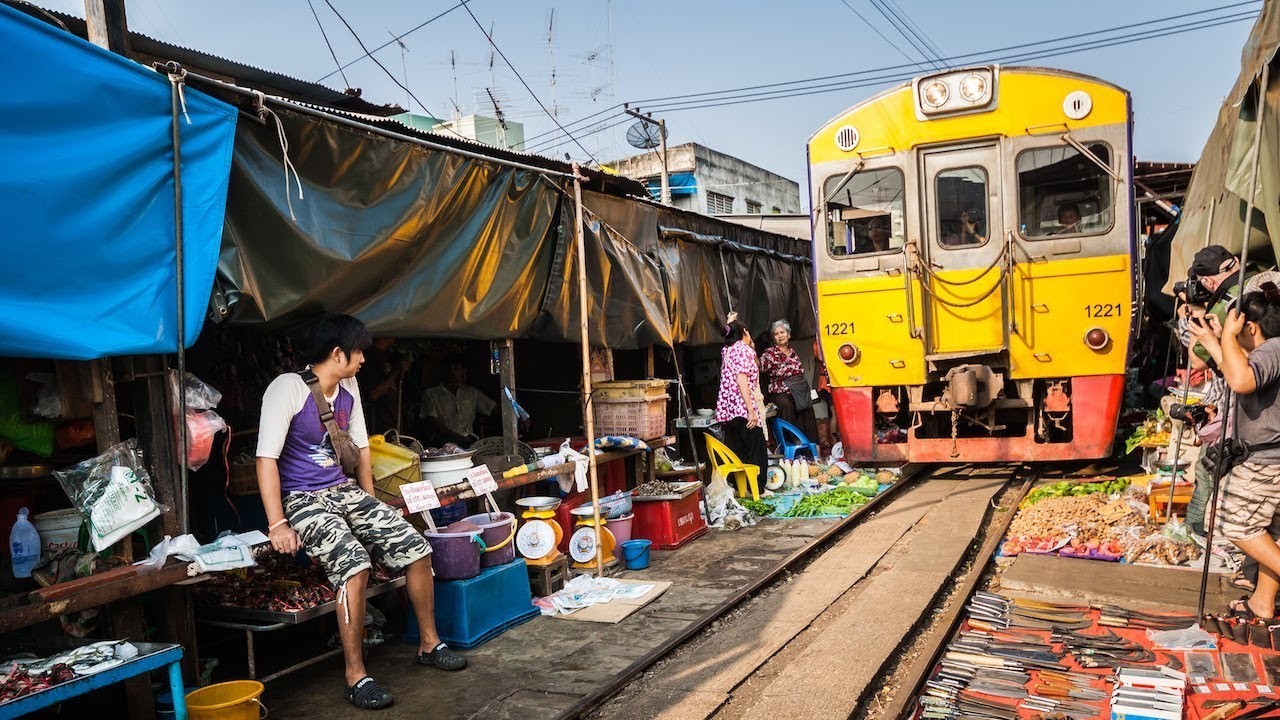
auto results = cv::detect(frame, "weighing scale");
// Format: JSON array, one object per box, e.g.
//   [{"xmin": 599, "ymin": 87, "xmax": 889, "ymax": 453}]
[
  {"xmin": 515, "ymin": 496, "xmax": 564, "ymax": 566},
  {"xmin": 569, "ymin": 504, "xmax": 617, "ymax": 570}
]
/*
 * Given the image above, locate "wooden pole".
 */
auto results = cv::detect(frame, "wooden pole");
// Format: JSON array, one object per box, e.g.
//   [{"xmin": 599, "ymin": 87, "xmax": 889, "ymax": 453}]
[
  {"xmin": 84, "ymin": 0, "xmax": 130, "ymax": 53},
  {"xmin": 573, "ymin": 172, "xmax": 606, "ymax": 576},
  {"xmin": 497, "ymin": 339, "xmax": 518, "ymax": 455}
]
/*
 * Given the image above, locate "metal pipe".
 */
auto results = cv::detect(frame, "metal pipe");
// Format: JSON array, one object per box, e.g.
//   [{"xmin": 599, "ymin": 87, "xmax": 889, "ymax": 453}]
[
  {"xmin": 1199, "ymin": 64, "xmax": 1270, "ymax": 617},
  {"xmin": 168, "ymin": 64, "xmax": 189, "ymax": 534},
  {"xmin": 181, "ymin": 70, "xmax": 576, "ymax": 180}
]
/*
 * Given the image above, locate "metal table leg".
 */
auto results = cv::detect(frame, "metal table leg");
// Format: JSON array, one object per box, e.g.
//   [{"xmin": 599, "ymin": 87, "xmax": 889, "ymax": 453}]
[
  {"xmin": 245, "ymin": 628, "xmax": 255, "ymax": 680},
  {"xmin": 168, "ymin": 660, "xmax": 188, "ymax": 720}
]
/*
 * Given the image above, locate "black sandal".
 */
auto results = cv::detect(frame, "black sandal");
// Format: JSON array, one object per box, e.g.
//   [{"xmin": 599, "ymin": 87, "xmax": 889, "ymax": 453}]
[
  {"xmin": 417, "ymin": 642, "xmax": 467, "ymax": 671},
  {"xmin": 1229, "ymin": 597, "xmax": 1275, "ymax": 622},
  {"xmin": 346, "ymin": 676, "xmax": 394, "ymax": 710}
]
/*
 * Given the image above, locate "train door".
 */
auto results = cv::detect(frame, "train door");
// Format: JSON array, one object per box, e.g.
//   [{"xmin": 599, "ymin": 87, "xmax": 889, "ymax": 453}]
[{"xmin": 919, "ymin": 144, "xmax": 1006, "ymax": 357}]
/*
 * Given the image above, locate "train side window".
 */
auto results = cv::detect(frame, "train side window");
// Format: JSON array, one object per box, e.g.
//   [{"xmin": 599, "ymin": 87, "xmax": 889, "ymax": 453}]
[
  {"xmin": 823, "ymin": 167, "xmax": 906, "ymax": 258},
  {"xmin": 1017, "ymin": 143, "xmax": 1114, "ymax": 239},
  {"xmin": 936, "ymin": 167, "xmax": 989, "ymax": 248}
]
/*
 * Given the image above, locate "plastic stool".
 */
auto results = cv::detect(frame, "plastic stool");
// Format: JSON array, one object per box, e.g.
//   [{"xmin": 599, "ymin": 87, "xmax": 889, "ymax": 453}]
[
  {"xmin": 772, "ymin": 417, "xmax": 819, "ymax": 460},
  {"xmin": 704, "ymin": 435, "xmax": 760, "ymax": 501}
]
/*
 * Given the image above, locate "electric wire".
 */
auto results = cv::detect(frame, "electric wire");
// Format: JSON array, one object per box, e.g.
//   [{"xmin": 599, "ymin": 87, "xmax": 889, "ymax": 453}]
[
  {"xmin": 868, "ymin": 0, "xmax": 942, "ymax": 69},
  {"xmin": 306, "ymin": 0, "xmax": 350, "ymax": 88},
  {"xmin": 839, "ymin": 0, "xmax": 921, "ymax": 66},
  {"xmin": 524, "ymin": 6, "xmax": 1256, "ymax": 153},
  {"xmin": 321, "ymin": 0, "xmax": 443, "ymax": 118},
  {"xmin": 316, "ymin": 0, "xmax": 473, "ymax": 84},
  {"xmin": 460, "ymin": 2, "xmax": 599, "ymax": 163},
  {"xmin": 885, "ymin": 0, "xmax": 947, "ymax": 63}
]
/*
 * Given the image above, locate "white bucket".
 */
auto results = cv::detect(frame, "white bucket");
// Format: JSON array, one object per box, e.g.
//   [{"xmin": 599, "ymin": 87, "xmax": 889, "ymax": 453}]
[
  {"xmin": 421, "ymin": 465, "xmax": 471, "ymax": 490},
  {"xmin": 32, "ymin": 508, "xmax": 83, "ymax": 556}
]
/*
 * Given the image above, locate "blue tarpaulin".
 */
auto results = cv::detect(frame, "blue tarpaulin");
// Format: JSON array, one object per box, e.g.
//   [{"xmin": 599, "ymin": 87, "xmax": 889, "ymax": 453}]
[
  {"xmin": 643, "ymin": 171, "xmax": 697, "ymax": 200},
  {"xmin": 0, "ymin": 3, "xmax": 236, "ymax": 360}
]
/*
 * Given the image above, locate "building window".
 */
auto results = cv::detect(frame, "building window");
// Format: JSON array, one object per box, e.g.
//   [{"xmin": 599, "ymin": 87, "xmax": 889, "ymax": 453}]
[
  {"xmin": 746, "ymin": 200, "xmax": 762, "ymax": 214},
  {"xmin": 771, "ymin": 206, "xmax": 782, "ymax": 214},
  {"xmin": 707, "ymin": 191, "xmax": 734, "ymax": 214}
]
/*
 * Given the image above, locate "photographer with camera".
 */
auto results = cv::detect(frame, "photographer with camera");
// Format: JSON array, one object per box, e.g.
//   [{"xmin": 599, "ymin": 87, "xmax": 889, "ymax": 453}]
[{"xmin": 1187, "ymin": 282, "xmax": 1280, "ymax": 622}]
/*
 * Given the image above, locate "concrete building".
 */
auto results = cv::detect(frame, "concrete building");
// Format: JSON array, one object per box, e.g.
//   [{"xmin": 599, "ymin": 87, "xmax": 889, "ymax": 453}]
[
  {"xmin": 718, "ymin": 213, "xmax": 811, "ymax": 242},
  {"xmin": 391, "ymin": 112, "xmax": 527, "ymax": 151},
  {"xmin": 607, "ymin": 142, "xmax": 801, "ymax": 216}
]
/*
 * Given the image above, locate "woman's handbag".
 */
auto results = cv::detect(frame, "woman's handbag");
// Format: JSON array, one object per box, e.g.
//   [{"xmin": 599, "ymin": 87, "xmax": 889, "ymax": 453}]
[{"xmin": 783, "ymin": 373, "xmax": 814, "ymax": 411}]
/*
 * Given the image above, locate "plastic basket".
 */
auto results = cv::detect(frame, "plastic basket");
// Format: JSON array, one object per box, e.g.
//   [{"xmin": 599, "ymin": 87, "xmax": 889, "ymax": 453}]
[
  {"xmin": 593, "ymin": 395, "xmax": 669, "ymax": 441},
  {"xmin": 593, "ymin": 380, "xmax": 668, "ymax": 401},
  {"xmin": 370, "ymin": 434, "xmax": 421, "ymax": 504}
]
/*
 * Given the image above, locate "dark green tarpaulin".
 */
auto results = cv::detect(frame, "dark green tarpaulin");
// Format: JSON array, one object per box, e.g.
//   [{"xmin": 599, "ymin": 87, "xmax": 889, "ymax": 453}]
[{"xmin": 215, "ymin": 104, "xmax": 809, "ymax": 349}]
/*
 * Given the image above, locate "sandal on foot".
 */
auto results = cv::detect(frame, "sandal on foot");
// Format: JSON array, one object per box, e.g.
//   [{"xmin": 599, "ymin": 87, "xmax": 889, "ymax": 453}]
[
  {"xmin": 417, "ymin": 642, "xmax": 467, "ymax": 671},
  {"xmin": 1229, "ymin": 597, "xmax": 1275, "ymax": 622},
  {"xmin": 346, "ymin": 676, "xmax": 394, "ymax": 710},
  {"xmin": 1231, "ymin": 572, "xmax": 1257, "ymax": 592}
]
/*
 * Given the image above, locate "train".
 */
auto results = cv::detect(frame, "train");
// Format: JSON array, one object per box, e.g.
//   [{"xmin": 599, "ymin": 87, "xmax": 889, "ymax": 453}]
[{"xmin": 810, "ymin": 65, "xmax": 1134, "ymax": 463}]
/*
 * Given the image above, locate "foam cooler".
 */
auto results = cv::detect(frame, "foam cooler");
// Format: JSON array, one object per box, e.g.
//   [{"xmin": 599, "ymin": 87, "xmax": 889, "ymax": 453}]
[
  {"xmin": 432, "ymin": 558, "xmax": 539, "ymax": 649},
  {"xmin": 631, "ymin": 482, "xmax": 707, "ymax": 550}
]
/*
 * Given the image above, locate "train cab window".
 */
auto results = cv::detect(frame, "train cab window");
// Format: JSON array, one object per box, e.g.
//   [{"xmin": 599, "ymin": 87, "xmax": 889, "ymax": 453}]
[
  {"xmin": 1017, "ymin": 143, "xmax": 1114, "ymax": 239},
  {"xmin": 824, "ymin": 167, "xmax": 905, "ymax": 257},
  {"xmin": 936, "ymin": 167, "xmax": 989, "ymax": 248}
]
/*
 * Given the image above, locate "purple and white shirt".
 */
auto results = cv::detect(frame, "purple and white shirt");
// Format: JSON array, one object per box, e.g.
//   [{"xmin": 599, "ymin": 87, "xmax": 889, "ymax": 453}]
[{"xmin": 256, "ymin": 373, "xmax": 370, "ymax": 493}]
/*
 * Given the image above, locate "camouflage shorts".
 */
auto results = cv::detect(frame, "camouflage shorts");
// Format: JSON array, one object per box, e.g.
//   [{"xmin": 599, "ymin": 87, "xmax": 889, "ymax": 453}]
[
  {"xmin": 283, "ymin": 482, "xmax": 431, "ymax": 587},
  {"xmin": 1217, "ymin": 461, "xmax": 1280, "ymax": 542}
]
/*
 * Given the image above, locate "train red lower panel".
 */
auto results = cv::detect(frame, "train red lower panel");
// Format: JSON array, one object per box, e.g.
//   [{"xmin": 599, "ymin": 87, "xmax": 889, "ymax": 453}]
[{"xmin": 831, "ymin": 375, "xmax": 1124, "ymax": 464}]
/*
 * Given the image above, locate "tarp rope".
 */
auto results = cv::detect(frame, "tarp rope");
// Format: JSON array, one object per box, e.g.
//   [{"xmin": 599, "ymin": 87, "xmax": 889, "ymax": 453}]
[{"xmin": 251, "ymin": 90, "xmax": 305, "ymax": 222}]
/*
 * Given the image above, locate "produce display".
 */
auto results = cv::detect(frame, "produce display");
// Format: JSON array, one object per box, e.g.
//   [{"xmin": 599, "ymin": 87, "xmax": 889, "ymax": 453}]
[
  {"xmin": 1021, "ymin": 478, "xmax": 1130, "ymax": 508},
  {"xmin": 194, "ymin": 553, "xmax": 394, "ymax": 613},
  {"xmin": 635, "ymin": 479, "xmax": 676, "ymax": 496},
  {"xmin": 1, "ymin": 641, "xmax": 137, "ymax": 702},
  {"xmin": 780, "ymin": 486, "xmax": 870, "ymax": 518},
  {"xmin": 1125, "ymin": 411, "xmax": 1172, "ymax": 454},
  {"xmin": 742, "ymin": 464, "xmax": 895, "ymax": 518},
  {"xmin": 1002, "ymin": 478, "xmax": 1202, "ymax": 566}
]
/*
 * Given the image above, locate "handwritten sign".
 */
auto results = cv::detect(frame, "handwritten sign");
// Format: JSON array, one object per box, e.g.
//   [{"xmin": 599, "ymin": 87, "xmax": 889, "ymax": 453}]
[
  {"xmin": 466, "ymin": 465, "xmax": 499, "ymax": 495},
  {"xmin": 399, "ymin": 480, "xmax": 441, "ymax": 513}
]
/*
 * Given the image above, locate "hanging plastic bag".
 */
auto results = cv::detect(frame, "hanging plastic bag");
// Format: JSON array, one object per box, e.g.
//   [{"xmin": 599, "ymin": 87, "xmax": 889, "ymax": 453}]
[
  {"xmin": 53, "ymin": 439, "xmax": 166, "ymax": 552},
  {"xmin": 558, "ymin": 438, "xmax": 589, "ymax": 493},
  {"xmin": 183, "ymin": 373, "xmax": 223, "ymax": 411},
  {"xmin": 185, "ymin": 410, "xmax": 227, "ymax": 471}
]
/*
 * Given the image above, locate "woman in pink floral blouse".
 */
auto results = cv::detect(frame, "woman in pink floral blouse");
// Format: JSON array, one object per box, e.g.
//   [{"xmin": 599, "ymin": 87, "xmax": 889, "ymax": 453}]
[
  {"xmin": 716, "ymin": 315, "xmax": 768, "ymax": 470},
  {"xmin": 759, "ymin": 319, "xmax": 819, "ymax": 446}
]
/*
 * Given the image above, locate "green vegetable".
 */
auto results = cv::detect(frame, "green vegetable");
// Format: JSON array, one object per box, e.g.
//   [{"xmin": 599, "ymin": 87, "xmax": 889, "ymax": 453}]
[
  {"xmin": 782, "ymin": 487, "xmax": 869, "ymax": 518},
  {"xmin": 1021, "ymin": 477, "xmax": 1130, "ymax": 508},
  {"xmin": 741, "ymin": 498, "xmax": 776, "ymax": 516}
]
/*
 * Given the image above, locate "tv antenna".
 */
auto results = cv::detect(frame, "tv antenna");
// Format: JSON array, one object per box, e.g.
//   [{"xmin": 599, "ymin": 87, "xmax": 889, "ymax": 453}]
[{"xmin": 387, "ymin": 31, "xmax": 411, "ymax": 112}]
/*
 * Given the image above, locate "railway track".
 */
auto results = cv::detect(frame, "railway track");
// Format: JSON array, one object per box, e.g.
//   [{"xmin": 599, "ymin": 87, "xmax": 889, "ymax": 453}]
[{"xmin": 553, "ymin": 463, "xmax": 1034, "ymax": 720}]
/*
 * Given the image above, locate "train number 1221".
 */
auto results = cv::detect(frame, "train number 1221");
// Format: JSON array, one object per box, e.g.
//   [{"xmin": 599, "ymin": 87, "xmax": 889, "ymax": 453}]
[
  {"xmin": 824, "ymin": 322, "xmax": 853, "ymax": 336},
  {"xmin": 1085, "ymin": 303, "xmax": 1122, "ymax": 318}
]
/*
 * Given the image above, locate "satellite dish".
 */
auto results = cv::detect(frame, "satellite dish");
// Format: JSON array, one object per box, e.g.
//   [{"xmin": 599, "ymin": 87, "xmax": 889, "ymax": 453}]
[{"xmin": 626, "ymin": 120, "xmax": 666, "ymax": 150}]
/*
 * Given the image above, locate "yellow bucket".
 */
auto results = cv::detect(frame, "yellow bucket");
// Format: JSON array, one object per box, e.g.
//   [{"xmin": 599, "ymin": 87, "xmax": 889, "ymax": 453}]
[{"xmin": 186, "ymin": 680, "xmax": 266, "ymax": 720}]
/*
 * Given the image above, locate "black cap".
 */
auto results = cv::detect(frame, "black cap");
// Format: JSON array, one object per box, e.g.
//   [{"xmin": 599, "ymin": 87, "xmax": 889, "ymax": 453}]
[{"xmin": 1190, "ymin": 245, "xmax": 1236, "ymax": 279}]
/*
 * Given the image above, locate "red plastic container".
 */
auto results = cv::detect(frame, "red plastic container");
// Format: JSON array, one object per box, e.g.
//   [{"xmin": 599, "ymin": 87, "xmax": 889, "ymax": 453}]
[
  {"xmin": 555, "ymin": 492, "xmax": 586, "ymax": 553},
  {"xmin": 631, "ymin": 486, "xmax": 708, "ymax": 550}
]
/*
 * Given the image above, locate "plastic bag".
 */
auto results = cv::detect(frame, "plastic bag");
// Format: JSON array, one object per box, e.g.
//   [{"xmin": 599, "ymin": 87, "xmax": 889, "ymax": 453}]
[
  {"xmin": 26, "ymin": 372, "xmax": 62, "ymax": 419},
  {"xmin": 704, "ymin": 469, "xmax": 757, "ymax": 530},
  {"xmin": 183, "ymin": 373, "xmax": 223, "ymax": 411},
  {"xmin": 1147, "ymin": 624, "xmax": 1216, "ymax": 650},
  {"xmin": 53, "ymin": 439, "xmax": 166, "ymax": 551},
  {"xmin": 185, "ymin": 410, "xmax": 227, "ymax": 471},
  {"xmin": 0, "ymin": 363, "xmax": 53, "ymax": 456}
]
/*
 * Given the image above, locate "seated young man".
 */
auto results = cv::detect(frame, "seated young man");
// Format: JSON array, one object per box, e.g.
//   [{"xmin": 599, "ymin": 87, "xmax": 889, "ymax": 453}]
[{"xmin": 257, "ymin": 314, "xmax": 466, "ymax": 711}]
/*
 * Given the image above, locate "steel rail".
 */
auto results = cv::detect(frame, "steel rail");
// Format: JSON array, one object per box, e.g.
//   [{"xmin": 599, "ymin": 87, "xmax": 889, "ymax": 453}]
[{"xmin": 555, "ymin": 463, "xmax": 935, "ymax": 720}]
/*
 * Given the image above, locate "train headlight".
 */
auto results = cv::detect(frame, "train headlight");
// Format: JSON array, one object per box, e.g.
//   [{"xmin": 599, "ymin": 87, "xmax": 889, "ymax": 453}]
[
  {"xmin": 959, "ymin": 73, "xmax": 987, "ymax": 102},
  {"xmin": 921, "ymin": 81, "xmax": 949, "ymax": 109},
  {"xmin": 914, "ymin": 66, "xmax": 997, "ymax": 118},
  {"xmin": 838, "ymin": 343, "xmax": 860, "ymax": 364},
  {"xmin": 1084, "ymin": 328, "xmax": 1111, "ymax": 351}
]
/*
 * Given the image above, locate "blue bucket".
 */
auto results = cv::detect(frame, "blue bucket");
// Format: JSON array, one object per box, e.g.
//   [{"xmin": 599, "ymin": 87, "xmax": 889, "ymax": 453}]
[{"xmin": 620, "ymin": 539, "xmax": 652, "ymax": 570}]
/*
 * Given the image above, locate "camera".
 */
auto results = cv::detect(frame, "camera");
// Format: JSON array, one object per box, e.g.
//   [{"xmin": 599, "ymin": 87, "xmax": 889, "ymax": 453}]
[
  {"xmin": 1169, "ymin": 403, "xmax": 1211, "ymax": 427},
  {"xmin": 1173, "ymin": 278, "xmax": 1213, "ymax": 305}
]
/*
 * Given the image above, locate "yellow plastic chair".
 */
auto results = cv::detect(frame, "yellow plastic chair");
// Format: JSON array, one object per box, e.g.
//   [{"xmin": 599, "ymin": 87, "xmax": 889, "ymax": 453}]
[{"xmin": 704, "ymin": 434, "xmax": 761, "ymax": 501}]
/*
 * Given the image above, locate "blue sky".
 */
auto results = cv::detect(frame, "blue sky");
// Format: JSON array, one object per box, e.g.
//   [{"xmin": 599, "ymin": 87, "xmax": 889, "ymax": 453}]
[{"xmin": 44, "ymin": 0, "xmax": 1258, "ymax": 205}]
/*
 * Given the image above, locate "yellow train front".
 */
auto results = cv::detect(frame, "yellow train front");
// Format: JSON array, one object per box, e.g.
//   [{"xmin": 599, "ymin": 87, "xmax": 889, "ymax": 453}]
[{"xmin": 810, "ymin": 65, "xmax": 1133, "ymax": 463}]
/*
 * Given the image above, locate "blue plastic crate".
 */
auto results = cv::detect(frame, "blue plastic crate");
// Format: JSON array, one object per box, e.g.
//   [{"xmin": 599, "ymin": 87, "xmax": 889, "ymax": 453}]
[{"xmin": 405, "ymin": 558, "xmax": 539, "ymax": 650}]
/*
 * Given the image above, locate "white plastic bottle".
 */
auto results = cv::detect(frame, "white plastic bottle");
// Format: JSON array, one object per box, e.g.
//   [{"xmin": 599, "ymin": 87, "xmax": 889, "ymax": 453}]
[{"xmin": 10, "ymin": 508, "xmax": 40, "ymax": 579}]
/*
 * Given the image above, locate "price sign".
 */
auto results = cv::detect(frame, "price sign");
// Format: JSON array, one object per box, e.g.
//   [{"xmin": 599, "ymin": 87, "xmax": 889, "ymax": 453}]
[
  {"xmin": 466, "ymin": 465, "xmax": 499, "ymax": 495},
  {"xmin": 399, "ymin": 480, "xmax": 441, "ymax": 513}
]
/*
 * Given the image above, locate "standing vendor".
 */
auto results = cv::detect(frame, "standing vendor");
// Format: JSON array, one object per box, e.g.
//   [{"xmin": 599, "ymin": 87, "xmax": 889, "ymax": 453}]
[
  {"xmin": 257, "ymin": 315, "xmax": 466, "ymax": 711},
  {"xmin": 361, "ymin": 337, "xmax": 411, "ymax": 433},
  {"xmin": 419, "ymin": 354, "xmax": 497, "ymax": 445}
]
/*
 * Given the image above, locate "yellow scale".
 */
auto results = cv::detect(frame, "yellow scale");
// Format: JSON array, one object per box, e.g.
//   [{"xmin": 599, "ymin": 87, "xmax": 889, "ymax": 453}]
[
  {"xmin": 568, "ymin": 504, "xmax": 617, "ymax": 570},
  {"xmin": 514, "ymin": 497, "xmax": 564, "ymax": 566}
]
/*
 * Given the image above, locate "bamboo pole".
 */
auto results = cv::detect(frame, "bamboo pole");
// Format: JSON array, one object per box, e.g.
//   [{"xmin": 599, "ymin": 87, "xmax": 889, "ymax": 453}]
[{"xmin": 573, "ymin": 170, "xmax": 606, "ymax": 577}]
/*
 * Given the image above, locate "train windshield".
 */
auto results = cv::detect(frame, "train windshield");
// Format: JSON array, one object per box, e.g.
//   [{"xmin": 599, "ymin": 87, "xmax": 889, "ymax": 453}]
[
  {"xmin": 1017, "ymin": 142, "xmax": 1114, "ymax": 239},
  {"xmin": 824, "ymin": 167, "xmax": 905, "ymax": 257}
]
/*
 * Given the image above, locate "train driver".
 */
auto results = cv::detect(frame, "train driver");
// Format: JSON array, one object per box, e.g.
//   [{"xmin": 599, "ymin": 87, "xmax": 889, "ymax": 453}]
[{"xmin": 1055, "ymin": 204, "xmax": 1082, "ymax": 234}]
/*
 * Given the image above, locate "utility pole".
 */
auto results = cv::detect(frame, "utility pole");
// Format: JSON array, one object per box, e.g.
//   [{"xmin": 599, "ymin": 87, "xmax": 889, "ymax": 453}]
[
  {"xmin": 85, "ymin": 0, "xmax": 129, "ymax": 53},
  {"xmin": 624, "ymin": 106, "xmax": 670, "ymax": 205}
]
